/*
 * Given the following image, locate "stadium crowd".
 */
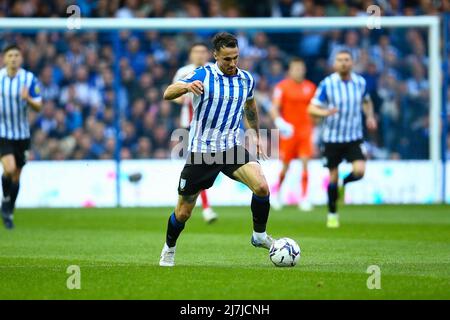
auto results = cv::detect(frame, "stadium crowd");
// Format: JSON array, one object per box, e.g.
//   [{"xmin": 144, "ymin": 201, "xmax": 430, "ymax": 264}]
[
  {"xmin": 0, "ymin": 0, "xmax": 449, "ymax": 161},
  {"xmin": 1, "ymin": 0, "xmax": 449, "ymax": 18}
]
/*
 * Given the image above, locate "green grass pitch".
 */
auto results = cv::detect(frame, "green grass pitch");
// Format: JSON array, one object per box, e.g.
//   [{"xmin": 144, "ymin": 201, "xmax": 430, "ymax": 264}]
[{"xmin": 0, "ymin": 205, "xmax": 449, "ymax": 299}]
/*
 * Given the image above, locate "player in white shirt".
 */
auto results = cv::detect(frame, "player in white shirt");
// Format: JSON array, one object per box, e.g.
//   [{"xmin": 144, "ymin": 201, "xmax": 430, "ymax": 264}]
[{"xmin": 172, "ymin": 42, "xmax": 218, "ymax": 224}]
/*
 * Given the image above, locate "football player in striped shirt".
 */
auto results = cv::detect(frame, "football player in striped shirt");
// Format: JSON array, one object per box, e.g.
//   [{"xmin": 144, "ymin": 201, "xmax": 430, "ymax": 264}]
[
  {"xmin": 308, "ymin": 50, "xmax": 377, "ymax": 228},
  {"xmin": 159, "ymin": 33, "xmax": 274, "ymax": 266},
  {"xmin": 172, "ymin": 42, "xmax": 219, "ymax": 224},
  {"xmin": 0, "ymin": 44, "xmax": 42, "ymax": 229}
]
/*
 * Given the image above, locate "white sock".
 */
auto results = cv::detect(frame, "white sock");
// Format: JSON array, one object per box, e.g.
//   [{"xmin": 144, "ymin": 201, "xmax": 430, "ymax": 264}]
[
  {"xmin": 253, "ymin": 231, "xmax": 267, "ymax": 242},
  {"xmin": 328, "ymin": 212, "xmax": 338, "ymax": 217},
  {"xmin": 164, "ymin": 243, "xmax": 175, "ymax": 251}
]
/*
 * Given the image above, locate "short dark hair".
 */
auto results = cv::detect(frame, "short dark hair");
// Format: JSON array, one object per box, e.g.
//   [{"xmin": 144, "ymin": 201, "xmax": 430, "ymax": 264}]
[
  {"xmin": 335, "ymin": 49, "xmax": 353, "ymax": 59},
  {"xmin": 212, "ymin": 32, "xmax": 238, "ymax": 52},
  {"xmin": 289, "ymin": 57, "xmax": 305, "ymax": 65},
  {"xmin": 2, "ymin": 44, "xmax": 20, "ymax": 55},
  {"xmin": 189, "ymin": 42, "xmax": 209, "ymax": 53}
]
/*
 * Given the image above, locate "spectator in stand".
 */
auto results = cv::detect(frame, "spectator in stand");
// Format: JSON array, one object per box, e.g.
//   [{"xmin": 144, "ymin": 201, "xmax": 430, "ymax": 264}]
[
  {"xmin": 134, "ymin": 137, "xmax": 153, "ymax": 159},
  {"xmin": 271, "ymin": 0, "xmax": 304, "ymax": 17},
  {"xmin": 39, "ymin": 65, "xmax": 60, "ymax": 103},
  {"xmin": 325, "ymin": 0, "xmax": 349, "ymax": 16}
]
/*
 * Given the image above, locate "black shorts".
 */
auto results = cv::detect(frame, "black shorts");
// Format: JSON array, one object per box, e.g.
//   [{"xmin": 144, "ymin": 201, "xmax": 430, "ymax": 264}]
[
  {"xmin": 321, "ymin": 140, "xmax": 366, "ymax": 169},
  {"xmin": 0, "ymin": 138, "xmax": 30, "ymax": 169},
  {"xmin": 178, "ymin": 145, "xmax": 257, "ymax": 196}
]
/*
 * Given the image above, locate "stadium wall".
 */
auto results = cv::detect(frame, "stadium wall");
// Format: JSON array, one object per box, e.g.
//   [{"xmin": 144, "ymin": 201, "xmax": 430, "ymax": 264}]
[{"xmin": 6, "ymin": 160, "xmax": 449, "ymax": 208}]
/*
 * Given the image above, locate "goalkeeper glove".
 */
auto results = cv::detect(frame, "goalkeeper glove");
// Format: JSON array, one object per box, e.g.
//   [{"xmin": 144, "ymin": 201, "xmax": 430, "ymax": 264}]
[{"xmin": 274, "ymin": 117, "xmax": 294, "ymax": 138}]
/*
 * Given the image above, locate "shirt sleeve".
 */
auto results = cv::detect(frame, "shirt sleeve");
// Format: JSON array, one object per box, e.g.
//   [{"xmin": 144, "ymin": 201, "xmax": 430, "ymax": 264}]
[
  {"xmin": 29, "ymin": 75, "xmax": 42, "ymax": 102},
  {"xmin": 310, "ymin": 80, "xmax": 327, "ymax": 107},
  {"xmin": 246, "ymin": 73, "xmax": 256, "ymax": 101},
  {"xmin": 178, "ymin": 67, "xmax": 207, "ymax": 84},
  {"xmin": 361, "ymin": 78, "xmax": 370, "ymax": 101},
  {"xmin": 172, "ymin": 68, "xmax": 185, "ymax": 83}
]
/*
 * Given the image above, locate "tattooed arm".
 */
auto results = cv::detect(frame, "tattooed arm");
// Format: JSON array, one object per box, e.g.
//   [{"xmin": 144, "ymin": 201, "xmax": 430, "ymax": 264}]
[
  {"xmin": 244, "ymin": 98, "xmax": 267, "ymax": 159},
  {"xmin": 244, "ymin": 98, "xmax": 259, "ymax": 132}
]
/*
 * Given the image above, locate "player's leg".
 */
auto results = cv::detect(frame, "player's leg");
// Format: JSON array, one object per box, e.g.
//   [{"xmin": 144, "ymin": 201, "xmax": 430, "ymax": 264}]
[
  {"xmin": 271, "ymin": 160, "xmax": 290, "ymax": 211},
  {"xmin": 227, "ymin": 159, "xmax": 274, "ymax": 250},
  {"xmin": 271, "ymin": 137, "xmax": 294, "ymax": 210},
  {"xmin": 170, "ymin": 192, "xmax": 199, "ymax": 245},
  {"xmin": 327, "ymin": 166, "xmax": 340, "ymax": 228},
  {"xmin": 298, "ymin": 134, "xmax": 313, "ymax": 211},
  {"xmin": 9, "ymin": 140, "xmax": 28, "ymax": 215},
  {"xmin": 199, "ymin": 190, "xmax": 209, "ymax": 209},
  {"xmin": 328, "ymin": 166, "xmax": 339, "ymax": 213},
  {"xmin": 298, "ymin": 157, "xmax": 313, "ymax": 211},
  {"xmin": 322, "ymin": 143, "xmax": 342, "ymax": 228},
  {"xmin": 344, "ymin": 160, "xmax": 365, "ymax": 185},
  {"xmin": 340, "ymin": 141, "xmax": 367, "ymax": 200},
  {"xmin": 10, "ymin": 168, "xmax": 21, "ymax": 210},
  {"xmin": 160, "ymin": 192, "xmax": 200, "ymax": 267},
  {"xmin": 160, "ymin": 153, "xmax": 221, "ymax": 267},
  {"xmin": 199, "ymin": 190, "xmax": 218, "ymax": 224},
  {"xmin": 344, "ymin": 141, "xmax": 366, "ymax": 185},
  {"xmin": 1, "ymin": 154, "xmax": 17, "ymax": 229},
  {"xmin": 1, "ymin": 155, "xmax": 16, "ymax": 202},
  {"xmin": 278, "ymin": 161, "xmax": 290, "ymax": 189}
]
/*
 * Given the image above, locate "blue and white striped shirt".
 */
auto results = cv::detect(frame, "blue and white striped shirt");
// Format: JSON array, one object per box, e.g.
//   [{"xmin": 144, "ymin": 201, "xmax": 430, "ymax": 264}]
[
  {"xmin": 311, "ymin": 72, "xmax": 369, "ymax": 143},
  {"xmin": 178, "ymin": 63, "xmax": 255, "ymax": 153},
  {"xmin": 0, "ymin": 68, "xmax": 41, "ymax": 140}
]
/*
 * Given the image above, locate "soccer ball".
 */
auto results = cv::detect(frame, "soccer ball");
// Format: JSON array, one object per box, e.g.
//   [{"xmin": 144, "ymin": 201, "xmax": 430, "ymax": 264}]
[{"xmin": 269, "ymin": 238, "xmax": 301, "ymax": 267}]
